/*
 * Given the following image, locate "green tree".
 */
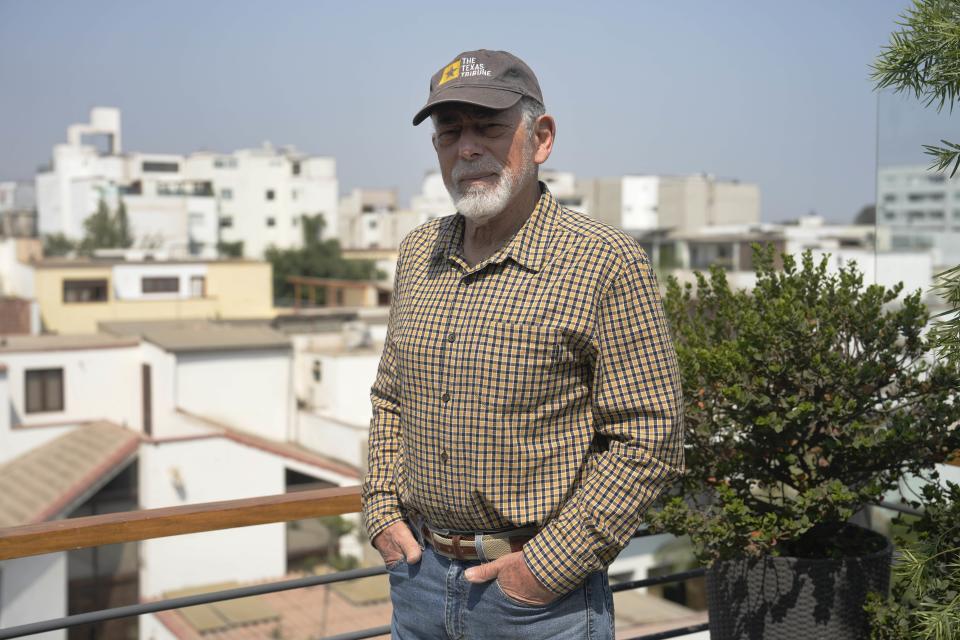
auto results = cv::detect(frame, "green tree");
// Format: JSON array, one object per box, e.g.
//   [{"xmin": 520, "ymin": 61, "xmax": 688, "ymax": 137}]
[
  {"xmin": 42, "ymin": 233, "xmax": 76, "ymax": 257},
  {"xmin": 115, "ymin": 199, "xmax": 133, "ymax": 248},
  {"xmin": 865, "ymin": 7, "xmax": 960, "ymax": 636},
  {"xmin": 217, "ymin": 240, "xmax": 244, "ymax": 258},
  {"xmin": 266, "ymin": 213, "xmax": 384, "ymax": 304},
  {"xmin": 77, "ymin": 197, "xmax": 133, "ymax": 255},
  {"xmin": 873, "ymin": 0, "xmax": 960, "ymax": 364},
  {"xmin": 873, "ymin": 0, "xmax": 960, "ymax": 176}
]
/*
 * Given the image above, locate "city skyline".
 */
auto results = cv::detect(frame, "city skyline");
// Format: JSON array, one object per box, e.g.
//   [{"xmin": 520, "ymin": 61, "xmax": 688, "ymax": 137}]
[{"xmin": 1, "ymin": 0, "xmax": 957, "ymax": 222}]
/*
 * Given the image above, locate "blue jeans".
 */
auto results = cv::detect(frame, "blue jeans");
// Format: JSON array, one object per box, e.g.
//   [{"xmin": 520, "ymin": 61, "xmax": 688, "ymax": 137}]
[{"xmin": 387, "ymin": 544, "xmax": 615, "ymax": 639}]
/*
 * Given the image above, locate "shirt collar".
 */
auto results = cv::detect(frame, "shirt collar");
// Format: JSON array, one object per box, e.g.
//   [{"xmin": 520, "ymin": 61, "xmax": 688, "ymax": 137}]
[{"xmin": 434, "ymin": 181, "xmax": 560, "ymax": 274}]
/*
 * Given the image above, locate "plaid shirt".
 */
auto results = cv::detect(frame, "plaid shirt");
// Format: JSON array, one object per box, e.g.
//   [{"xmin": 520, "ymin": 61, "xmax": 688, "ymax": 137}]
[{"xmin": 362, "ymin": 185, "xmax": 684, "ymax": 594}]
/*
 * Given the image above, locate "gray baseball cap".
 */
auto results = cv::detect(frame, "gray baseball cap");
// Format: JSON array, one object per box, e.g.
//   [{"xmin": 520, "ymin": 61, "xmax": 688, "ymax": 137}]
[{"xmin": 412, "ymin": 49, "xmax": 544, "ymax": 126}]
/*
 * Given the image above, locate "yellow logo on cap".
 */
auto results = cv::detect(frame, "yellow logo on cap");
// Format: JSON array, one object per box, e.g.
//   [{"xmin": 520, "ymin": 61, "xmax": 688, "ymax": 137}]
[{"xmin": 439, "ymin": 59, "xmax": 461, "ymax": 85}]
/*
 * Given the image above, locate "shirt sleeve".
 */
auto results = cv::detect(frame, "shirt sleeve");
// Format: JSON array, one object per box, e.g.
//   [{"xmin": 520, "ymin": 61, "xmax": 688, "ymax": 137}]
[
  {"xmin": 522, "ymin": 253, "xmax": 685, "ymax": 594},
  {"xmin": 361, "ymin": 244, "xmax": 407, "ymax": 545}
]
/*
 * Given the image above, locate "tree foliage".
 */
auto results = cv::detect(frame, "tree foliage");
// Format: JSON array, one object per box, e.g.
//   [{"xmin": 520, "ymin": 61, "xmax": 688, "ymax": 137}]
[
  {"xmin": 647, "ymin": 247, "xmax": 960, "ymax": 565},
  {"xmin": 42, "ymin": 232, "xmax": 76, "ymax": 257},
  {"xmin": 866, "ymin": 482, "xmax": 960, "ymax": 640},
  {"xmin": 265, "ymin": 213, "xmax": 383, "ymax": 303},
  {"xmin": 217, "ymin": 240, "xmax": 244, "ymax": 258},
  {"xmin": 77, "ymin": 197, "xmax": 133, "ymax": 255},
  {"xmin": 873, "ymin": 0, "xmax": 960, "ymax": 175}
]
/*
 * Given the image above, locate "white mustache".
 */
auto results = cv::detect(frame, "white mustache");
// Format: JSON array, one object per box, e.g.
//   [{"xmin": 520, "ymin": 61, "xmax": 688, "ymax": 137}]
[{"xmin": 451, "ymin": 158, "xmax": 503, "ymax": 184}]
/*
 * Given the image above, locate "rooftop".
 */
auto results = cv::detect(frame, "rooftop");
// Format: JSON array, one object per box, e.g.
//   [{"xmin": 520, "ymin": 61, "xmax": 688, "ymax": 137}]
[
  {"xmin": 0, "ymin": 421, "xmax": 139, "ymax": 528},
  {"xmin": 33, "ymin": 257, "xmax": 264, "ymax": 269},
  {"xmin": 0, "ymin": 333, "xmax": 139, "ymax": 354},
  {"xmin": 100, "ymin": 319, "xmax": 290, "ymax": 353}
]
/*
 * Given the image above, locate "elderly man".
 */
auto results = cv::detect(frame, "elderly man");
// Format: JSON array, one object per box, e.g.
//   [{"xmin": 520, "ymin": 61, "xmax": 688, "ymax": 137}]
[{"xmin": 361, "ymin": 49, "xmax": 684, "ymax": 639}]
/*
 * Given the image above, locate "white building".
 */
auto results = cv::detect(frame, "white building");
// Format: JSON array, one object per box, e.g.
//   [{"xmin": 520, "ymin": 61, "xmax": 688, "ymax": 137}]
[
  {"xmin": 339, "ymin": 188, "xmax": 424, "ymax": 251},
  {"xmin": 410, "ymin": 171, "xmax": 455, "ymax": 221},
  {"xmin": 578, "ymin": 174, "xmax": 760, "ymax": 235},
  {"xmin": 877, "ymin": 164, "xmax": 960, "ymax": 266},
  {"xmin": 35, "ymin": 108, "xmax": 338, "ymax": 260},
  {"xmin": 0, "ymin": 321, "xmax": 361, "ymax": 639},
  {"xmin": 664, "ymin": 215, "xmax": 935, "ymax": 301}
]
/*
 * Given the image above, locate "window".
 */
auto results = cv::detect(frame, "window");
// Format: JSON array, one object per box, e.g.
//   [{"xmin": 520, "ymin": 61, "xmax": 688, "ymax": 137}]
[
  {"xmin": 142, "ymin": 161, "xmax": 179, "ymax": 173},
  {"xmin": 142, "ymin": 277, "xmax": 179, "ymax": 293},
  {"xmin": 908, "ymin": 193, "xmax": 927, "ymax": 202},
  {"xmin": 292, "ymin": 189, "xmax": 299, "ymax": 201},
  {"xmin": 292, "ymin": 161, "xmax": 301, "ymax": 176},
  {"xmin": 929, "ymin": 210, "xmax": 945, "ymax": 220},
  {"xmin": 368, "ymin": 219, "xmax": 378, "ymax": 229},
  {"xmin": 266, "ymin": 189, "xmax": 275, "ymax": 201},
  {"xmin": 63, "ymin": 279, "xmax": 108, "ymax": 303},
  {"xmin": 25, "ymin": 368, "xmax": 64, "ymax": 413},
  {"xmin": 220, "ymin": 216, "xmax": 233, "ymax": 228},
  {"xmin": 190, "ymin": 275, "xmax": 206, "ymax": 297},
  {"xmin": 189, "ymin": 212, "xmax": 204, "ymax": 227},
  {"xmin": 267, "ymin": 217, "xmax": 276, "ymax": 227},
  {"xmin": 883, "ymin": 194, "xmax": 897, "ymax": 202},
  {"xmin": 220, "ymin": 188, "xmax": 233, "ymax": 200},
  {"xmin": 312, "ymin": 360, "xmax": 322, "ymax": 382},
  {"xmin": 213, "ymin": 157, "xmax": 237, "ymax": 169},
  {"xmin": 929, "ymin": 193, "xmax": 946, "ymax": 201}
]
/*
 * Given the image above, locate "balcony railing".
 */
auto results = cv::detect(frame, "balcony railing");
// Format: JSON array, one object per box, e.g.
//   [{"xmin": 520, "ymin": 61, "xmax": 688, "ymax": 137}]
[{"xmin": 0, "ymin": 486, "xmax": 920, "ymax": 640}]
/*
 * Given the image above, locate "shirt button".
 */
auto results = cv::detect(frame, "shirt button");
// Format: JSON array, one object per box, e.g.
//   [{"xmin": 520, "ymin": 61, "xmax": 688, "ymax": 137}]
[
  {"xmin": 446, "ymin": 332, "xmax": 456, "ymax": 343},
  {"xmin": 440, "ymin": 450, "xmax": 449, "ymax": 463},
  {"xmin": 441, "ymin": 391, "xmax": 451, "ymax": 403}
]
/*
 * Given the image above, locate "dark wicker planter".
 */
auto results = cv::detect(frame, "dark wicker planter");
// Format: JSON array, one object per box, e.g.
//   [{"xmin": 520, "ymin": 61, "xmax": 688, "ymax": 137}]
[{"xmin": 705, "ymin": 527, "xmax": 893, "ymax": 640}]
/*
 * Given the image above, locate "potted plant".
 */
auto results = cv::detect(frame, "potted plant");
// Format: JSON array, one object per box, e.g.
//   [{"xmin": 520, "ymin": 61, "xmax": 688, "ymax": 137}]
[{"xmin": 648, "ymin": 248, "xmax": 960, "ymax": 639}]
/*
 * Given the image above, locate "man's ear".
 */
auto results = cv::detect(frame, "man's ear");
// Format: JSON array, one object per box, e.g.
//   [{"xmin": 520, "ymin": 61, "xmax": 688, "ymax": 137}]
[
  {"xmin": 533, "ymin": 115, "xmax": 556, "ymax": 166},
  {"xmin": 431, "ymin": 132, "xmax": 439, "ymax": 152}
]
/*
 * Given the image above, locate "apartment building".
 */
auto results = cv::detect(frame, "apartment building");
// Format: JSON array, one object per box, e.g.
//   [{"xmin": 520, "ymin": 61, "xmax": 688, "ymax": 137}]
[
  {"xmin": 338, "ymin": 188, "xmax": 423, "ymax": 250},
  {"xmin": 661, "ymin": 215, "xmax": 933, "ymax": 298},
  {"xmin": 0, "ymin": 181, "xmax": 36, "ymax": 238},
  {"xmin": 578, "ymin": 173, "xmax": 760, "ymax": 235},
  {"xmin": 35, "ymin": 107, "xmax": 338, "ymax": 260},
  {"xmin": 877, "ymin": 164, "xmax": 960, "ymax": 265},
  {"xmin": 28, "ymin": 255, "xmax": 274, "ymax": 334}
]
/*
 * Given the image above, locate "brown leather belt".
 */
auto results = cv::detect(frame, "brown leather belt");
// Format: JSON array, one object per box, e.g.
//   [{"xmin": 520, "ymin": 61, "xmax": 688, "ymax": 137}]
[{"xmin": 417, "ymin": 520, "xmax": 537, "ymax": 562}]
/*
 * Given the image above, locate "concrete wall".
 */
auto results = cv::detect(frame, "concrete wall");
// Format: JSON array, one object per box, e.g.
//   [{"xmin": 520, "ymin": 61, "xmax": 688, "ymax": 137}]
[
  {"xmin": 0, "ymin": 553, "xmax": 67, "ymax": 639},
  {"xmin": 138, "ymin": 438, "xmax": 286, "ymax": 598},
  {"xmin": 0, "ymin": 344, "xmax": 140, "ymax": 434},
  {"xmin": 176, "ymin": 348, "xmax": 292, "ymax": 441},
  {"xmin": 34, "ymin": 261, "xmax": 274, "ymax": 334},
  {"xmin": 297, "ymin": 411, "xmax": 368, "ymax": 469},
  {"xmin": 621, "ymin": 176, "xmax": 660, "ymax": 231},
  {"xmin": 205, "ymin": 262, "xmax": 274, "ymax": 318},
  {"xmin": 0, "ymin": 238, "xmax": 39, "ymax": 298},
  {"xmin": 112, "ymin": 263, "xmax": 208, "ymax": 301}
]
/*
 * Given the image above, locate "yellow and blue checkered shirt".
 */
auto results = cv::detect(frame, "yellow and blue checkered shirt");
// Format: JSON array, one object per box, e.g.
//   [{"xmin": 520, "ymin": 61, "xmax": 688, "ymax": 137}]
[{"xmin": 361, "ymin": 185, "xmax": 684, "ymax": 594}]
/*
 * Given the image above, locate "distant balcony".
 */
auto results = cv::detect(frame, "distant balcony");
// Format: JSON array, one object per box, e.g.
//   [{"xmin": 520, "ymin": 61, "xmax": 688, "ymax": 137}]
[{"xmin": 155, "ymin": 181, "xmax": 215, "ymax": 198}]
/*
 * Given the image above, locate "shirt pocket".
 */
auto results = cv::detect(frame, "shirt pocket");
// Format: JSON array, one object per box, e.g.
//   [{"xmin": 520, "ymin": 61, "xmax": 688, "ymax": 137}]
[{"xmin": 474, "ymin": 321, "xmax": 575, "ymax": 413}]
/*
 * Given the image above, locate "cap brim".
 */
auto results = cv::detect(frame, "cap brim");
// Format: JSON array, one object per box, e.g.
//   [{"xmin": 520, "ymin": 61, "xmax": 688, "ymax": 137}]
[{"xmin": 412, "ymin": 87, "xmax": 523, "ymax": 126}]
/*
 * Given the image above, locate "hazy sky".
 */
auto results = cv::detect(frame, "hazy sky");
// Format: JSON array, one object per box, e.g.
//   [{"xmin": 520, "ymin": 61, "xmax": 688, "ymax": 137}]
[{"xmin": 1, "ymin": 0, "xmax": 956, "ymax": 222}]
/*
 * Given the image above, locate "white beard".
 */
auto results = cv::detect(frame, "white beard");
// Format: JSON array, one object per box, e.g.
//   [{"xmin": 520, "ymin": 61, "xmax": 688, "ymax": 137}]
[{"xmin": 444, "ymin": 148, "xmax": 536, "ymax": 225}]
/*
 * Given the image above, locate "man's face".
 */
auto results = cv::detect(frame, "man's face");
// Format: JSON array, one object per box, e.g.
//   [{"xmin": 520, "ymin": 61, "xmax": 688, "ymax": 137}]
[{"xmin": 432, "ymin": 102, "xmax": 538, "ymax": 225}]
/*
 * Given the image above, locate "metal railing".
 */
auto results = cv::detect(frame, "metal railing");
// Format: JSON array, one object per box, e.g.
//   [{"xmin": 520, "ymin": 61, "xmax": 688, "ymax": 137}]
[{"xmin": 0, "ymin": 490, "xmax": 922, "ymax": 640}]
